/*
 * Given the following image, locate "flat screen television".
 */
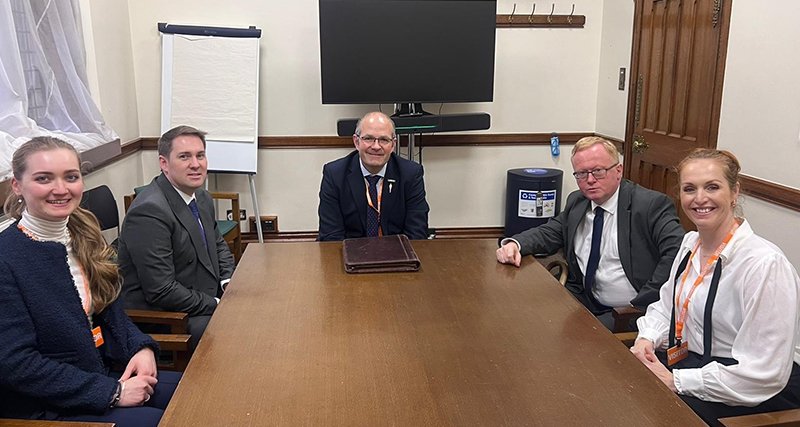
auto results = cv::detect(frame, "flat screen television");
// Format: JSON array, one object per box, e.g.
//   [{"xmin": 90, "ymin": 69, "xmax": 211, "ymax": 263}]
[{"xmin": 319, "ymin": 0, "xmax": 497, "ymax": 105}]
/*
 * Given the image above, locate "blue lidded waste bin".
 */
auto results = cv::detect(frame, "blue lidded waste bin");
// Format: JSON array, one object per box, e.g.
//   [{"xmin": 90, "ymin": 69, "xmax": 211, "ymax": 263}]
[{"xmin": 504, "ymin": 168, "xmax": 563, "ymax": 237}]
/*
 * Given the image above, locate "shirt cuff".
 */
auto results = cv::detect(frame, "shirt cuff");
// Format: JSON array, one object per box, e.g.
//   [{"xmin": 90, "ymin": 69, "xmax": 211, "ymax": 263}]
[
  {"xmin": 635, "ymin": 327, "xmax": 663, "ymax": 349},
  {"xmin": 673, "ymin": 368, "xmax": 705, "ymax": 399},
  {"xmin": 500, "ymin": 238, "xmax": 520, "ymax": 250},
  {"xmin": 220, "ymin": 279, "xmax": 231, "ymax": 291}
]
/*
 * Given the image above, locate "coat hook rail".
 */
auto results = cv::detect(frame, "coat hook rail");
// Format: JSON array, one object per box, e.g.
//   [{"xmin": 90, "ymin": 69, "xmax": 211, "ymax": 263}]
[{"xmin": 497, "ymin": 3, "xmax": 584, "ymax": 28}]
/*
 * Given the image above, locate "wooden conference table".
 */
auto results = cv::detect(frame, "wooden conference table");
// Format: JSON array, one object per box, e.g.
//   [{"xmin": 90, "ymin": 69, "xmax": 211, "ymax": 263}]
[{"xmin": 159, "ymin": 239, "xmax": 703, "ymax": 426}]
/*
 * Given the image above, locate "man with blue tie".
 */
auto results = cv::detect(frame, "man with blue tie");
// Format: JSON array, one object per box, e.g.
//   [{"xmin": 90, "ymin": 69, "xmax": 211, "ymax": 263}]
[
  {"xmin": 496, "ymin": 137, "xmax": 684, "ymax": 329},
  {"xmin": 119, "ymin": 125, "xmax": 234, "ymax": 349},
  {"xmin": 317, "ymin": 111, "xmax": 430, "ymax": 241}
]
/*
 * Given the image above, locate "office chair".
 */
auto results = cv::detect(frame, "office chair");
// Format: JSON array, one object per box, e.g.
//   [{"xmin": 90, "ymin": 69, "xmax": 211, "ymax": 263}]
[{"xmin": 80, "ymin": 185, "xmax": 120, "ymax": 249}]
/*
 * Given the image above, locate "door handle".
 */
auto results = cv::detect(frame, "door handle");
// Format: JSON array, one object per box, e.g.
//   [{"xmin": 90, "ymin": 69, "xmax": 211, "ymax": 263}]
[{"xmin": 633, "ymin": 134, "xmax": 649, "ymax": 153}]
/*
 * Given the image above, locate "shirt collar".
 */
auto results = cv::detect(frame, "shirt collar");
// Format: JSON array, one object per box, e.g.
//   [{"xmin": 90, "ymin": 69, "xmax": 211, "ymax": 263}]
[
  {"xmin": 719, "ymin": 219, "xmax": 750, "ymax": 262},
  {"xmin": 590, "ymin": 185, "xmax": 620, "ymax": 215},
  {"xmin": 171, "ymin": 184, "xmax": 196, "ymax": 205},
  {"xmin": 679, "ymin": 218, "xmax": 752, "ymax": 263},
  {"xmin": 359, "ymin": 159, "xmax": 387, "ymax": 178}
]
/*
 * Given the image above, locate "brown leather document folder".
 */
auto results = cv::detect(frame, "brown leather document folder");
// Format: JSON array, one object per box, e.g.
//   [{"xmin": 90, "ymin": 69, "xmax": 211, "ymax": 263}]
[{"xmin": 342, "ymin": 234, "xmax": 421, "ymax": 273}]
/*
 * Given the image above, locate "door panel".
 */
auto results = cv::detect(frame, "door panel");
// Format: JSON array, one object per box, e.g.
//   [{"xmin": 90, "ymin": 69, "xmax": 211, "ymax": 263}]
[{"xmin": 625, "ymin": 0, "xmax": 731, "ymax": 231}]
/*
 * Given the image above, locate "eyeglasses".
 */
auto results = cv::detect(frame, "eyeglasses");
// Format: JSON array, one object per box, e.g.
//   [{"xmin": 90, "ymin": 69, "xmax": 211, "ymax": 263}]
[
  {"xmin": 357, "ymin": 135, "xmax": 395, "ymax": 146},
  {"xmin": 572, "ymin": 163, "xmax": 619, "ymax": 181}
]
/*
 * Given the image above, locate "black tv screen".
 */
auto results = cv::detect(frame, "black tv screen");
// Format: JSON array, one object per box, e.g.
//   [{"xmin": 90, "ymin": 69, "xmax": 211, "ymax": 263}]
[{"xmin": 319, "ymin": 0, "xmax": 497, "ymax": 104}]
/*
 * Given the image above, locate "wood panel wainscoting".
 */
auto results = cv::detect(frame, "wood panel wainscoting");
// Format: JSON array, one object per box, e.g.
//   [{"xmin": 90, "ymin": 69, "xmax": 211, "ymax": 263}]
[
  {"xmin": 138, "ymin": 132, "xmax": 599, "ymax": 149},
  {"xmin": 3, "ymin": 133, "xmax": 798, "ymax": 221},
  {"xmin": 739, "ymin": 175, "xmax": 800, "ymax": 213}
]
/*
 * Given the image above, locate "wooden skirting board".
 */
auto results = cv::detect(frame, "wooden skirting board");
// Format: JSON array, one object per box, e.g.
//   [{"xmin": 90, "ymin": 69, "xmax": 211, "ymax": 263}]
[{"xmin": 240, "ymin": 227, "xmax": 507, "ymax": 247}]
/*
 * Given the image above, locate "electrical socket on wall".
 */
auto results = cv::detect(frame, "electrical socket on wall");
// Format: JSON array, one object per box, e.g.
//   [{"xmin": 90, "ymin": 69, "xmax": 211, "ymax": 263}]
[{"xmin": 249, "ymin": 216, "xmax": 278, "ymax": 233}]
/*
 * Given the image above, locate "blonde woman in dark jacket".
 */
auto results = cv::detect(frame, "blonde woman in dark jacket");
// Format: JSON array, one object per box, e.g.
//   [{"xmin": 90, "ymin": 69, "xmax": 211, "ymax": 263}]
[{"xmin": 0, "ymin": 137, "xmax": 180, "ymax": 426}]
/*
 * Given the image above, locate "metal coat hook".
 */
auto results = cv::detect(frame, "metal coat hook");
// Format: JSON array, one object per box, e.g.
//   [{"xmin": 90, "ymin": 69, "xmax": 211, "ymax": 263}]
[
  {"xmin": 528, "ymin": 3, "xmax": 536, "ymax": 23},
  {"xmin": 568, "ymin": 4, "xmax": 575, "ymax": 24},
  {"xmin": 548, "ymin": 3, "xmax": 555, "ymax": 24},
  {"xmin": 509, "ymin": 3, "xmax": 516, "ymax": 22}
]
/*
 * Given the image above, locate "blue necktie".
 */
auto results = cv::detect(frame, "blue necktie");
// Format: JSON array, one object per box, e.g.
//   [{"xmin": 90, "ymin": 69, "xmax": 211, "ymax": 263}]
[
  {"xmin": 365, "ymin": 175, "xmax": 381, "ymax": 237},
  {"xmin": 188, "ymin": 199, "xmax": 208, "ymax": 248},
  {"xmin": 584, "ymin": 207, "xmax": 606, "ymax": 308}
]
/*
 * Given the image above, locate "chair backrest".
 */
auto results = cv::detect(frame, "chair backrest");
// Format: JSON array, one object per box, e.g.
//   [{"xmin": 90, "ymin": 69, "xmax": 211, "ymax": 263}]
[{"xmin": 81, "ymin": 185, "xmax": 119, "ymax": 232}]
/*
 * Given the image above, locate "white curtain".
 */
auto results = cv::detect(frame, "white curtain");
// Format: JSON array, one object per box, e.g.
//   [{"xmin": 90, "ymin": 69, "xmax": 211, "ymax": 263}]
[{"xmin": 0, "ymin": 0, "xmax": 117, "ymax": 180}]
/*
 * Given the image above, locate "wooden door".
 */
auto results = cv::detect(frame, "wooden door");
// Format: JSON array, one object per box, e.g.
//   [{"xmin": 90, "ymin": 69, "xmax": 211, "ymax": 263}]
[{"xmin": 623, "ymin": 0, "xmax": 732, "ymax": 230}]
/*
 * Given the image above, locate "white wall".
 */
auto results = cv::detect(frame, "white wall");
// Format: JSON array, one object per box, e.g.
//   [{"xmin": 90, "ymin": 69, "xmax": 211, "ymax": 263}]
[
  {"xmin": 717, "ymin": 0, "xmax": 800, "ymax": 189},
  {"xmin": 423, "ymin": 145, "xmax": 579, "ymax": 228},
  {"xmin": 744, "ymin": 198, "xmax": 800, "ymax": 268},
  {"xmin": 716, "ymin": 0, "xmax": 800, "ymax": 267},
  {"xmin": 128, "ymin": 0, "xmax": 605, "ymax": 136},
  {"xmin": 121, "ymin": 0, "xmax": 603, "ymax": 231},
  {"xmin": 139, "ymin": 146, "xmax": 580, "ymax": 231},
  {"xmin": 594, "ymin": 0, "xmax": 635, "ymax": 139},
  {"xmin": 85, "ymin": 0, "xmax": 140, "ymax": 143}
]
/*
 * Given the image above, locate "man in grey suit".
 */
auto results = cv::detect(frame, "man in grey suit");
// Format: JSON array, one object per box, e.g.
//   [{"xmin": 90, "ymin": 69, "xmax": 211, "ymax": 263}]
[
  {"xmin": 496, "ymin": 137, "xmax": 684, "ymax": 330},
  {"xmin": 119, "ymin": 125, "xmax": 235, "ymax": 349}
]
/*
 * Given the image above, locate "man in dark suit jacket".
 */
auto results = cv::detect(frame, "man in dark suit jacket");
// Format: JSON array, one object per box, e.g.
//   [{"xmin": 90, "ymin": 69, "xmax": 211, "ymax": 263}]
[
  {"xmin": 496, "ymin": 137, "xmax": 684, "ymax": 329},
  {"xmin": 317, "ymin": 111, "xmax": 430, "ymax": 241},
  {"xmin": 119, "ymin": 125, "xmax": 235, "ymax": 349}
]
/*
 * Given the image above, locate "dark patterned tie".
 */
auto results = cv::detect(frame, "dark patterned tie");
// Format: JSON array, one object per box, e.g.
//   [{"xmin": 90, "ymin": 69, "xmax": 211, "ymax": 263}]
[
  {"xmin": 188, "ymin": 199, "xmax": 208, "ymax": 248},
  {"xmin": 584, "ymin": 207, "xmax": 606, "ymax": 308},
  {"xmin": 365, "ymin": 175, "xmax": 381, "ymax": 237}
]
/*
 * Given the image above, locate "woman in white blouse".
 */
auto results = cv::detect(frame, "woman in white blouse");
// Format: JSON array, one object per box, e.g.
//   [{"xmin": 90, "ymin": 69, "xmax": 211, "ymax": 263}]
[{"xmin": 631, "ymin": 148, "xmax": 800, "ymax": 425}]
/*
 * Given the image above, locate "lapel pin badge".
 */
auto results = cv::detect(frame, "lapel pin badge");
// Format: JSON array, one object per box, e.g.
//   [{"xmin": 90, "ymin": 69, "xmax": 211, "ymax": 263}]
[{"xmin": 387, "ymin": 179, "xmax": 395, "ymax": 193}]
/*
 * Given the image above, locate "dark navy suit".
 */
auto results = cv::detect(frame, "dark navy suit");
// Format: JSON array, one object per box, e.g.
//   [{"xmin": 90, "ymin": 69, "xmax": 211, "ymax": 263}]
[{"xmin": 317, "ymin": 151, "xmax": 430, "ymax": 241}]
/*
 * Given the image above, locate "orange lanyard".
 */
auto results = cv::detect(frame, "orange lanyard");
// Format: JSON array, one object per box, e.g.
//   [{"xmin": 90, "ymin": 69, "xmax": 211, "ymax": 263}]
[
  {"xmin": 674, "ymin": 220, "xmax": 739, "ymax": 343},
  {"xmin": 365, "ymin": 178, "xmax": 383, "ymax": 214},
  {"xmin": 18, "ymin": 224, "xmax": 92, "ymax": 314}
]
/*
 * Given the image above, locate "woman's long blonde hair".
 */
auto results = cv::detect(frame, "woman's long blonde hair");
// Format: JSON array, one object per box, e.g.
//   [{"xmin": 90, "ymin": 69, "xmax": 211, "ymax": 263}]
[{"xmin": 3, "ymin": 137, "xmax": 121, "ymax": 313}]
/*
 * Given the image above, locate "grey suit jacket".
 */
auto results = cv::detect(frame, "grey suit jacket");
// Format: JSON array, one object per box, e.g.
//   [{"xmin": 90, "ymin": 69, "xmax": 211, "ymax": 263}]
[
  {"xmin": 119, "ymin": 174, "xmax": 235, "ymax": 317},
  {"xmin": 511, "ymin": 179, "xmax": 684, "ymax": 311}
]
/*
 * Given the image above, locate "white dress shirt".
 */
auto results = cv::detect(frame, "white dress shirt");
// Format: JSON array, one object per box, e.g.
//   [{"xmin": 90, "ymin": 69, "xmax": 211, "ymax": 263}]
[
  {"xmin": 359, "ymin": 160, "xmax": 387, "ymax": 181},
  {"xmin": 573, "ymin": 187, "xmax": 636, "ymax": 307},
  {"xmin": 637, "ymin": 219, "xmax": 800, "ymax": 406}
]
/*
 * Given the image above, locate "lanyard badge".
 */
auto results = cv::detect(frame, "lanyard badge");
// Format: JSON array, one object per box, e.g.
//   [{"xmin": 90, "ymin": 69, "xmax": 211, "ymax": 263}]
[
  {"xmin": 667, "ymin": 341, "xmax": 689, "ymax": 365},
  {"xmin": 92, "ymin": 326, "xmax": 105, "ymax": 348}
]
